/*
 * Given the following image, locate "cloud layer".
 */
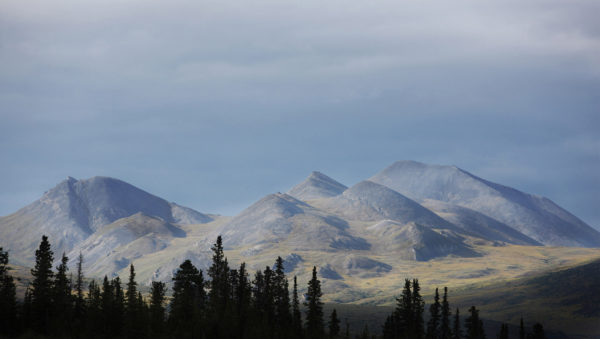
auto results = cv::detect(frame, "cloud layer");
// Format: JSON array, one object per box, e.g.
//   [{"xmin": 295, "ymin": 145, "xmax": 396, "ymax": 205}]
[{"xmin": 1, "ymin": 0, "xmax": 599, "ymax": 228}]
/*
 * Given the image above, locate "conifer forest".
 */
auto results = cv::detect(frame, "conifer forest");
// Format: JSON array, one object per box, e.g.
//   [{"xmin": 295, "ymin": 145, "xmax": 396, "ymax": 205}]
[{"xmin": 0, "ymin": 236, "xmax": 548, "ymax": 339}]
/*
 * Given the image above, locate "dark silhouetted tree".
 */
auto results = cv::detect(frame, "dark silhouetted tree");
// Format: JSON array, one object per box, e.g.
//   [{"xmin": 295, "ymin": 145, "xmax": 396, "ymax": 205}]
[
  {"xmin": 305, "ymin": 266, "xmax": 324, "ymax": 339},
  {"xmin": 73, "ymin": 252, "xmax": 85, "ymax": 327},
  {"xmin": 465, "ymin": 306, "xmax": 485, "ymax": 339},
  {"xmin": 328, "ymin": 308, "xmax": 341, "ymax": 338},
  {"xmin": 453, "ymin": 308, "xmax": 462, "ymax": 339},
  {"xmin": 52, "ymin": 253, "xmax": 72, "ymax": 336},
  {"xmin": 0, "ymin": 247, "xmax": 18, "ymax": 337},
  {"xmin": 149, "ymin": 281, "xmax": 166, "ymax": 336},
  {"xmin": 274, "ymin": 256, "xmax": 291, "ymax": 338},
  {"xmin": 413, "ymin": 279, "xmax": 425, "ymax": 339},
  {"xmin": 440, "ymin": 287, "xmax": 451, "ymax": 339},
  {"xmin": 30, "ymin": 235, "xmax": 54, "ymax": 334},
  {"xmin": 498, "ymin": 323, "xmax": 508, "ymax": 339},
  {"xmin": 208, "ymin": 235, "xmax": 232, "ymax": 338},
  {"xmin": 292, "ymin": 275, "xmax": 303, "ymax": 338},
  {"xmin": 519, "ymin": 318, "xmax": 525, "ymax": 339},
  {"xmin": 528, "ymin": 323, "xmax": 546, "ymax": 339},
  {"xmin": 169, "ymin": 259, "xmax": 206, "ymax": 338},
  {"xmin": 126, "ymin": 263, "xmax": 144, "ymax": 338},
  {"xmin": 427, "ymin": 287, "xmax": 441, "ymax": 339}
]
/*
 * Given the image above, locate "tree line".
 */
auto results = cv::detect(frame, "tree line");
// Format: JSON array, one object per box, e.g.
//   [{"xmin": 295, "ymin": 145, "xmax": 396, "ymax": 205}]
[{"xmin": 1, "ymin": 236, "xmax": 547, "ymax": 338}]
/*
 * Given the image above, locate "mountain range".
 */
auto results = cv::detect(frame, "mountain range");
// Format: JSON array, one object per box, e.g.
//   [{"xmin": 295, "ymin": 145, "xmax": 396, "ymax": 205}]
[{"xmin": 1, "ymin": 160, "xmax": 599, "ymax": 293}]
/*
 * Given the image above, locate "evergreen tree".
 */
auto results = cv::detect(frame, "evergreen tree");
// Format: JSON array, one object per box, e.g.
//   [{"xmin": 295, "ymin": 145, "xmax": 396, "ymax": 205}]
[
  {"xmin": 452, "ymin": 308, "xmax": 462, "ymax": 339},
  {"xmin": 169, "ymin": 259, "xmax": 206, "ymax": 338},
  {"xmin": 358, "ymin": 324, "xmax": 371, "ymax": 339},
  {"xmin": 86, "ymin": 280, "xmax": 102, "ymax": 335},
  {"xmin": 52, "ymin": 253, "xmax": 72, "ymax": 336},
  {"xmin": 328, "ymin": 308, "xmax": 341, "ymax": 338},
  {"xmin": 208, "ymin": 235, "xmax": 232, "ymax": 337},
  {"xmin": 112, "ymin": 276, "xmax": 126, "ymax": 336},
  {"xmin": 464, "ymin": 306, "xmax": 485, "ymax": 339},
  {"xmin": 529, "ymin": 323, "xmax": 546, "ymax": 339},
  {"xmin": 234, "ymin": 262, "xmax": 252, "ymax": 338},
  {"xmin": 126, "ymin": 263, "xmax": 143, "ymax": 338},
  {"xmin": 427, "ymin": 287, "xmax": 441, "ymax": 339},
  {"xmin": 498, "ymin": 323, "xmax": 508, "ymax": 339},
  {"xmin": 519, "ymin": 318, "xmax": 525, "ymax": 339},
  {"xmin": 382, "ymin": 314, "xmax": 396, "ymax": 339},
  {"xmin": 30, "ymin": 235, "xmax": 54, "ymax": 334},
  {"xmin": 73, "ymin": 252, "xmax": 85, "ymax": 325},
  {"xmin": 274, "ymin": 256, "xmax": 292, "ymax": 338},
  {"xmin": 292, "ymin": 275, "xmax": 303, "ymax": 338},
  {"xmin": 0, "ymin": 247, "xmax": 18, "ymax": 337},
  {"xmin": 305, "ymin": 266, "xmax": 324, "ymax": 339},
  {"xmin": 395, "ymin": 279, "xmax": 413, "ymax": 337},
  {"xmin": 149, "ymin": 281, "xmax": 166, "ymax": 336},
  {"xmin": 440, "ymin": 287, "xmax": 452, "ymax": 339},
  {"xmin": 412, "ymin": 279, "xmax": 425, "ymax": 339}
]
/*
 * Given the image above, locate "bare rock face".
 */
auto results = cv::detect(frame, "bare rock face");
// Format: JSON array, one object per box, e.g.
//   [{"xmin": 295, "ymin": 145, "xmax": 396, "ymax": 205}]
[
  {"xmin": 317, "ymin": 180, "xmax": 455, "ymax": 229},
  {"xmin": 370, "ymin": 161, "xmax": 600, "ymax": 247},
  {"xmin": 367, "ymin": 220, "xmax": 479, "ymax": 261},
  {"xmin": 213, "ymin": 193, "xmax": 370, "ymax": 251},
  {"xmin": 0, "ymin": 176, "xmax": 211, "ymax": 266},
  {"xmin": 287, "ymin": 171, "xmax": 347, "ymax": 201}
]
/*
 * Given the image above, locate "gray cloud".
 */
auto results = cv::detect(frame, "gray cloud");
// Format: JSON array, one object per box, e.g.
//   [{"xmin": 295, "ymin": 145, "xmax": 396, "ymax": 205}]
[{"xmin": 1, "ymin": 0, "xmax": 598, "ymax": 228}]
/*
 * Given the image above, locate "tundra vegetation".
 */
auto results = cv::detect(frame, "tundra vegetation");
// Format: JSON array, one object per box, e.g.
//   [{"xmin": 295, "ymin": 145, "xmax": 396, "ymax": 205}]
[{"xmin": 0, "ymin": 236, "xmax": 548, "ymax": 339}]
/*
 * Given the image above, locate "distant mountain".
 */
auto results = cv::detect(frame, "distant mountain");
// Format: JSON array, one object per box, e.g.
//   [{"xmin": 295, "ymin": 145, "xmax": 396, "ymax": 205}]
[
  {"xmin": 370, "ymin": 160, "xmax": 600, "ymax": 247},
  {"xmin": 367, "ymin": 220, "xmax": 479, "ymax": 260},
  {"xmin": 214, "ymin": 193, "xmax": 370, "ymax": 251},
  {"xmin": 0, "ymin": 176, "xmax": 211, "ymax": 265},
  {"xmin": 421, "ymin": 199, "xmax": 541, "ymax": 246},
  {"xmin": 287, "ymin": 171, "xmax": 347, "ymax": 200},
  {"xmin": 316, "ymin": 180, "xmax": 455, "ymax": 229},
  {"xmin": 67, "ymin": 212, "xmax": 186, "ymax": 277}
]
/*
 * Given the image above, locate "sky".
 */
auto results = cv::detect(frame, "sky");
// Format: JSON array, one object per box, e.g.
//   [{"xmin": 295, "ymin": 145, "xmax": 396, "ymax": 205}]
[{"xmin": 1, "ymin": 0, "xmax": 599, "ymax": 229}]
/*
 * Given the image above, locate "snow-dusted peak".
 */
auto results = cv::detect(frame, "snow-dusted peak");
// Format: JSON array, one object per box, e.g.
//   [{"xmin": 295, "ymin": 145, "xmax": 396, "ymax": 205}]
[{"xmin": 287, "ymin": 171, "xmax": 347, "ymax": 201}]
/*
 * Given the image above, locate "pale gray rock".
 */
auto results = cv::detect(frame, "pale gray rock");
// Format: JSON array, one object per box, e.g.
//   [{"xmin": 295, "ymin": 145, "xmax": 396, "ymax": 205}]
[
  {"xmin": 213, "ymin": 193, "xmax": 370, "ymax": 251},
  {"xmin": 421, "ymin": 199, "xmax": 541, "ymax": 246},
  {"xmin": 0, "ymin": 176, "xmax": 211, "ymax": 266},
  {"xmin": 287, "ymin": 171, "xmax": 347, "ymax": 200},
  {"xmin": 317, "ymin": 180, "xmax": 455, "ymax": 229},
  {"xmin": 370, "ymin": 161, "xmax": 600, "ymax": 247},
  {"xmin": 367, "ymin": 220, "xmax": 479, "ymax": 261}
]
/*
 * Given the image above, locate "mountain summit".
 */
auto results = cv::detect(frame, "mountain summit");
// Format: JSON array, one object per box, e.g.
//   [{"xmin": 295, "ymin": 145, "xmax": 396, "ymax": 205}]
[
  {"xmin": 287, "ymin": 171, "xmax": 347, "ymax": 200},
  {"xmin": 370, "ymin": 160, "xmax": 600, "ymax": 247},
  {"xmin": 0, "ymin": 176, "xmax": 211, "ymax": 265}
]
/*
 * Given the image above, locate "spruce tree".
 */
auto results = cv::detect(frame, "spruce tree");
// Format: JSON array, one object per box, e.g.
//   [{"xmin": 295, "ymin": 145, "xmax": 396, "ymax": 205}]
[
  {"xmin": 208, "ymin": 235, "xmax": 231, "ymax": 337},
  {"xmin": 440, "ymin": 287, "xmax": 451, "ymax": 339},
  {"xmin": 396, "ymin": 279, "xmax": 413, "ymax": 337},
  {"xmin": 452, "ymin": 308, "xmax": 462, "ymax": 339},
  {"xmin": 112, "ymin": 276, "xmax": 126, "ymax": 336},
  {"xmin": 86, "ymin": 280, "xmax": 102, "ymax": 335},
  {"xmin": 519, "ymin": 318, "xmax": 525, "ymax": 339},
  {"xmin": 274, "ymin": 256, "xmax": 292, "ymax": 338},
  {"xmin": 234, "ymin": 262, "xmax": 251, "ymax": 338},
  {"xmin": 0, "ymin": 247, "xmax": 18, "ymax": 337},
  {"xmin": 30, "ymin": 235, "xmax": 54, "ymax": 334},
  {"xmin": 74, "ymin": 252, "xmax": 85, "ymax": 325},
  {"xmin": 328, "ymin": 308, "xmax": 341, "ymax": 338},
  {"xmin": 170, "ymin": 259, "xmax": 206, "ymax": 338},
  {"xmin": 427, "ymin": 287, "xmax": 441, "ymax": 339},
  {"xmin": 530, "ymin": 323, "xmax": 546, "ymax": 339},
  {"xmin": 412, "ymin": 279, "xmax": 425, "ymax": 339},
  {"xmin": 464, "ymin": 306, "xmax": 485, "ymax": 339},
  {"xmin": 498, "ymin": 323, "xmax": 508, "ymax": 339},
  {"xmin": 52, "ymin": 253, "xmax": 72, "ymax": 336},
  {"xmin": 149, "ymin": 281, "xmax": 166, "ymax": 336},
  {"xmin": 305, "ymin": 266, "xmax": 324, "ymax": 339},
  {"xmin": 292, "ymin": 275, "xmax": 303, "ymax": 338},
  {"xmin": 126, "ymin": 263, "xmax": 143, "ymax": 338}
]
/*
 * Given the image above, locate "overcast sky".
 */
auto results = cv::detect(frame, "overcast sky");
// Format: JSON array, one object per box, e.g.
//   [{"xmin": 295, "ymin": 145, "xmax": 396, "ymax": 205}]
[{"xmin": 1, "ymin": 0, "xmax": 599, "ymax": 229}]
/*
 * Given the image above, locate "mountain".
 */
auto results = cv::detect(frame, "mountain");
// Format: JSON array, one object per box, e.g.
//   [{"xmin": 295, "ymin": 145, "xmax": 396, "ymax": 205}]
[
  {"xmin": 67, "ymin": 212, "xmax": 186, "ymax": 277},
  {"xmin": 316, "ymin": 180, "xmax": 455, "ymax": 228},
  {"xmin": 0, "ymin": 176, "xmax": 211, "ymax": 265},
  {"xmin": 421, "ymin": 199, "xmax": 541, "ymax": 246},
  {"xmin": 213, "ymin": 193, "xmax": 370, "ymax": 251},
  {"xmin": 287, "ymin": 171, "xmax": 348, "ymax": 200},
  {"xmin": 370, "ymin": 160, "xmax": 600, "ymax": 247},
  {"xmin": 366, "ymin": 220, "xmax": 479, "ymax": 260}
]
